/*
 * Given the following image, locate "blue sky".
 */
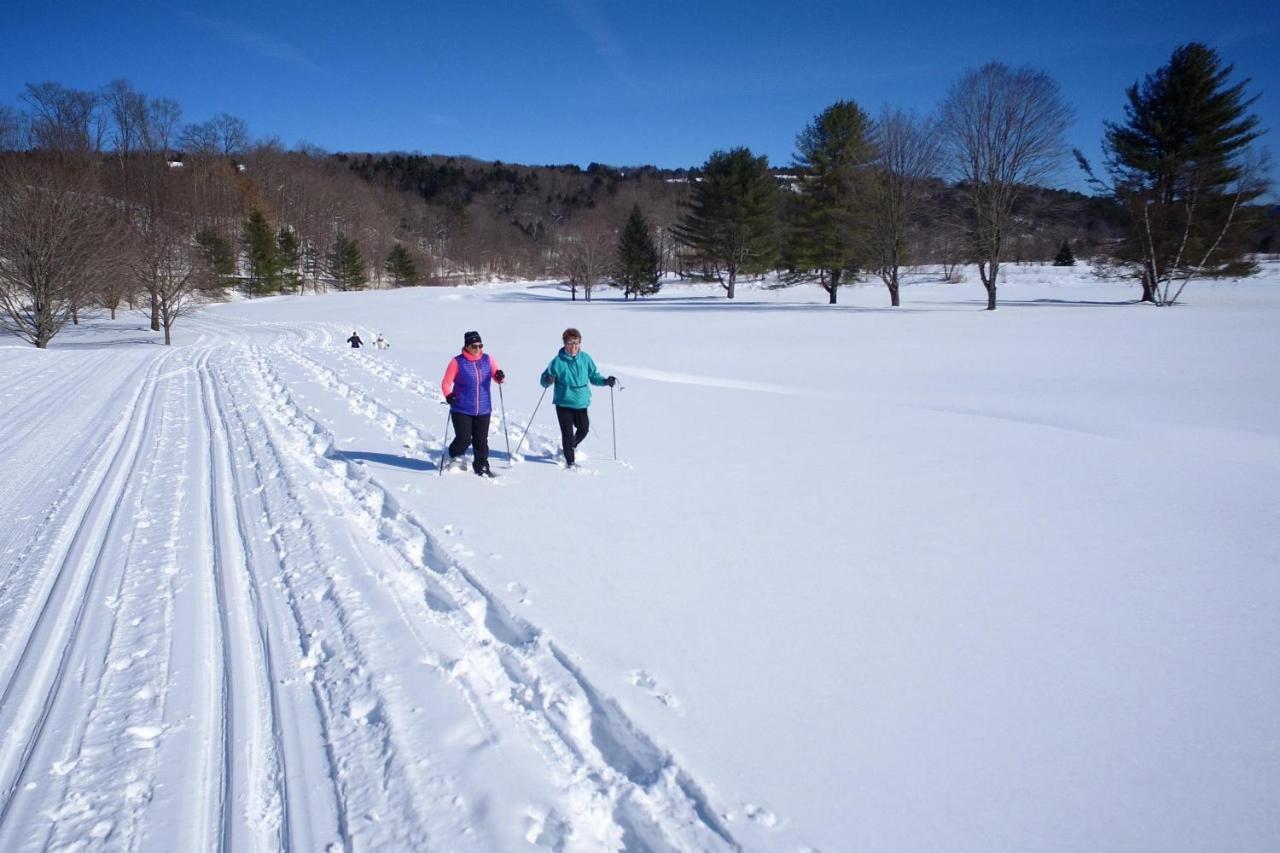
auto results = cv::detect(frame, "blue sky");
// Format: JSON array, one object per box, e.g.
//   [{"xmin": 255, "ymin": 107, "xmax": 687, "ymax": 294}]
[{"xmin": 3, "ymin": 1, "xmax": 1277, "ymax": 192}]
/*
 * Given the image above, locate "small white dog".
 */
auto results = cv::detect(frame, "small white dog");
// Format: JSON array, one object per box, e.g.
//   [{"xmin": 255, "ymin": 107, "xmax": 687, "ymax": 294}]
[{"xmin": 373, "ymin": 333, "xmax": 390, "ymax": 349}]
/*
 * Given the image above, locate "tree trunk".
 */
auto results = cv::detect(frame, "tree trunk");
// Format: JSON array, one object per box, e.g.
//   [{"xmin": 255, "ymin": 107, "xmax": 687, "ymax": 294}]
[
  {"xmin": 150, "ymin": 290, "xmax": 160, "ymax": 331},
  {"xmin": 985, "ymin": 260, "xmax": 999, "ymax": 310},
  {"xmin": 726, "ymin": 270, "xmax": 736, "ymax": 299},
  {"xmin": 164, "ymin": 322, "xmax": 173, "ymax": 345},
  {"xmin": 1141, "ymin": 269, "xmax": 1157, "ymax": 303},
  {"xmin": 889, "ymin": 282, "xmax": 900, "ymax": 307}
]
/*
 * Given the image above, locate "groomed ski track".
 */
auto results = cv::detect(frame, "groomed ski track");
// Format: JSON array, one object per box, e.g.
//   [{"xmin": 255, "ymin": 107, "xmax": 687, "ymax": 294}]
[{"xmin": 0, "ymin": 315, "xmax": 784, "ymax": 852}]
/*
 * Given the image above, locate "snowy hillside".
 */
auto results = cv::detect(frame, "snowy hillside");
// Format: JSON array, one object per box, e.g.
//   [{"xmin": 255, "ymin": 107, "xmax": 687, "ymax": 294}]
[{"xmin": 1, "ymin": 265, "xmax": 1278, "ymax": 852}]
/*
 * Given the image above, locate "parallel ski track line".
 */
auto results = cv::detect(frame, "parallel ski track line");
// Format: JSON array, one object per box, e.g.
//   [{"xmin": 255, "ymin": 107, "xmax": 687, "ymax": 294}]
[
  {"xmin": 0, "ymin": 352, "xmax": 144, "ymax": 585},
  {"xmin": 250, "ymin": 341, "xmax": 744, "ymax": 851},
  {"xmin": 199, "ymin": 343, "xmax": 293, "ymax": 853},
  {"xmin": 250, "ymin": 345, "xmax": 519, "ymax": 841},
  {"xmin": 165, "ymin": 345, "xmax": 226, "ymax": 853},
  {"xmin": 36, "ymin": 350, "xmax": 193, "ymax": 852},
  {"xmin": 0, "ymin": 350, "xmax": 171, "ymax": 838},
  {"xmin": 219, "ymin": 343, "xmax": 468, "ymax": 848},
  {"xmin": 0, "ymin": 353, "xmax": 110, "ymax": 463},
  {"xmin": 207, "ymin": 345, "xmax": 359, "ymax": 850}
]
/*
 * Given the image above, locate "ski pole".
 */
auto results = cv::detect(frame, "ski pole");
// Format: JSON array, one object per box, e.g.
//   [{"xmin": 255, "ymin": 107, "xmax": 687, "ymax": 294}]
[
  {"xmin": 511, "ymin": 384, "xmax": 548, "ymax": 462},
  {"xmin": 610, "ymin": 383, "xmax": 617, "ymax": 460},
  {"xmin": 437, "ymin": 403, "xmax": 452, "ymax": 476},
  {"xmin": 498, "ymin": 383, "xmax": 512, "ymax": 467}
]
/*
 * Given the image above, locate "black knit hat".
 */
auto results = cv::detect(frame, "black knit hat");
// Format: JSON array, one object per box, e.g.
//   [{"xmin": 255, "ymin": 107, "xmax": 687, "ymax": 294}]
[{"xmin": 463, "ymin": 330, "xmax": 482, "ymax": 346}]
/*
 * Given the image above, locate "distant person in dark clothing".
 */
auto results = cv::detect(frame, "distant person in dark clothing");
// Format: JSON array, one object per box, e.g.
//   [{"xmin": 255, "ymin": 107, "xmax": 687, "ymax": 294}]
[
  {"xmin": 347, "ymin": 330, "xmax": 363, "ymax": 348},
  {"xmin": 441, "ymin": 330, "xmax": 505, "ymax": 476}
]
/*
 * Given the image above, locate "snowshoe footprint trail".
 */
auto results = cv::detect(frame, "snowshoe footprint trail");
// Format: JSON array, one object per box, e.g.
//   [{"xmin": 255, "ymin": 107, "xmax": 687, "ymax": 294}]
[{"xmin": 249, "ymin": 332, "xmax": 753, "ymax": 849}]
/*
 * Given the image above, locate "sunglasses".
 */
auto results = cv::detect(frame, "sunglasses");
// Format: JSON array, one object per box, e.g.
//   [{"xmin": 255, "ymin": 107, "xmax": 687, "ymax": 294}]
[
  {"xmin": 564, "ymin": 340, "xmax": 581, "ymax": 346},
  {"xmin": 467, "ymin": 342, "xmax": 483, "ymax": 348}
]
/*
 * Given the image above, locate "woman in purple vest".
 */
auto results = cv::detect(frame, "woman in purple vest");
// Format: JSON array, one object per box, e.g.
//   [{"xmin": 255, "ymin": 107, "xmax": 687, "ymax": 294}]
[{"xmin": 441, "ymin": 330, "xmax": 505, "ymax": 476}]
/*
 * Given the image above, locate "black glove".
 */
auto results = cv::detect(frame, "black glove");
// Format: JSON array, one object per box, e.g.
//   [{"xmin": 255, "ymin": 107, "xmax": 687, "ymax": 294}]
[
  {"xmin": 494, "ymin": 369, "xmax": 505, "ymax": 383},
  {"xmin": 446, "ymin": 393, "xmax": 457, "ymax": 405},
  {"xmin": 605, "ymin": 376, "xmax": 617, "ymax": 387}
]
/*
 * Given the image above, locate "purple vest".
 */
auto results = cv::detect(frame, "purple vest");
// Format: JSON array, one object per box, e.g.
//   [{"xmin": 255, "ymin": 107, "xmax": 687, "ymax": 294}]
[{"xmin": 451, "ymin": 353, "xmax": 493, "ymax": 415}]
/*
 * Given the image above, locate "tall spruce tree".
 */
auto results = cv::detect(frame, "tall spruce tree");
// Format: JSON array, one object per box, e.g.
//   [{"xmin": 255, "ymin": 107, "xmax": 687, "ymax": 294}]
[
  {"xmin": 241, "ymin": 208, "xmax": 282, "ymax": 295},
  {"xmin": 788, "ymin": 100, "xmax": 875, "ymax": 304},
  {"xmin": 673, "ymin": 147, "xmax": 780, "ymax": 299},
  {"xmin": 328, "ymin": 233, "xmax": 367, "ymax": 291},
  {"xmin": 1088, "ymin": 43, "xmax": 1268, "ymax": 305},
  {"xmin": 277, "ymin": 226, "xmax": 302, "ymax": 293},
  {"xmin": 613, "ymin": 204, "xmax": 661, "ymax": 298},
  {"xmin": 385, "ymin": 243, "xmax": 418, "ymax": 287}
]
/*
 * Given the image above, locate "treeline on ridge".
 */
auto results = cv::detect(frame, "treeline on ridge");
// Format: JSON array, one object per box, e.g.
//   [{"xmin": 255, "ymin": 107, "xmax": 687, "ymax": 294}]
[{"xmin": 0, "ymin": 42, "xmax": 1274, "ymax": 348}]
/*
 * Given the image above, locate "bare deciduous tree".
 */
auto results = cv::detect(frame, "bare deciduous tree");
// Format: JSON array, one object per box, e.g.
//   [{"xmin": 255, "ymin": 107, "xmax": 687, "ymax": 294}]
[
  {"xmin": 103, "ymin": 79, "xmax": 149, "ymax": 158},
  {"xmin": 940, "ymin": 62, "xmax": 1073, "ymax": 309},
  {"xmin": 150, "ymin": 220, "xmax": 209, "ymax": 344},
  {"xmin": 21, "ymin": 82, "xmax": 104, "ymax": 158},
  {"xmin": 557, "ymin": 217, "xmax": 614, "ymax": 301},
  {"xmin": 0, "ymin": 157, "xmax": 120, "ymax": 347},
  {"xmin": 180, "ymin": 112, "xmax": 248, "ymax": 157},
  {"xmin": 869, "ymin": 107, "xmax": 943, "ymax": 306},
  {"xmin": 0, "ymin": 105, "xmax": 24, "ymax": 149},
  {"xmin": 146, "ymin": 98, "xmax": 183, "ymax": 156}
]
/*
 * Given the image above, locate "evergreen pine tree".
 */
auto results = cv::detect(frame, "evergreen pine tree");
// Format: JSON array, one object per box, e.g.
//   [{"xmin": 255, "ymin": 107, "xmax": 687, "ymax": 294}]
[
  {"xmin": 613, "ymin": 204, "xmax": 661, "ymax": 298},
  {"xmin": 672, "ymin": 147, "xmax": 780, "ymax": 299},
  {"xmin": 1093, "ymin": 43, "xmax": 1268, "ymax": 304},
  {"xmin": 195, "ymin": 227, "xmax": 236, "ymax": 291},
  {"xmin": 241, "ymin": 208, "xmax": 283, "ymax": 295},
  {"xmin": 1053, "ymin": 239, "xmax": 1076, "ymax": 266},
  {"xmin": 328, "ymin": 233, "xmax": 367, "ymax": 291},
  {"xmin": 277, "ymin": 227, "xmax": 302, "ymax": 293},
  {"xmin": 788, "ymin": 100, "xmax": 875, "ymax": 304},
  {"xmin": 385, "ymin": 243, "xmax": 418, "ymax": 287}
]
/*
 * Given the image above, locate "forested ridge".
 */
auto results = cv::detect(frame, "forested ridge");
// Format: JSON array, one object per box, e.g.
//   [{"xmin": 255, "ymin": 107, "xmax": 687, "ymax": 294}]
[{"xmin": 1, "ymin": 42, "xmax": 1275, "ymax": 348}]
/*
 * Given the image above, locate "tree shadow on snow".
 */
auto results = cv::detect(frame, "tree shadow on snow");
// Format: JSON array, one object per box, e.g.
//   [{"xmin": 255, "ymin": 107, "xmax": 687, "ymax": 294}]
[
  {"xmin": 909, "ymin": 297, "xmax": 1142, "ymax": 309},
  {"xmin": 495, "ymin": 287, "xmax": 935, "ymax": 314},
  {"xmin": 497, "ymin": 281, "xmax": 1141, "ymax": 312}
]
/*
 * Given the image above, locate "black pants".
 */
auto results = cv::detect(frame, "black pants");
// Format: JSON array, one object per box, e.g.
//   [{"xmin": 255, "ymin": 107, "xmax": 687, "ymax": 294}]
[
  {"xmin": 555, "ymin": 405, "xmax": 590, "ymax": 465},
  {"xmin": 448, "ymin": 411, "xmax": 491, "ymax": 472}
]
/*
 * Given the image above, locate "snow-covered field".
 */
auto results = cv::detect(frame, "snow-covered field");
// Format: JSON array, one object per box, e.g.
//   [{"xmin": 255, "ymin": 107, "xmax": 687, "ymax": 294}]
[{"xmin": 1, "ymin": 264, "xmax": 1278, "ymax": 852}]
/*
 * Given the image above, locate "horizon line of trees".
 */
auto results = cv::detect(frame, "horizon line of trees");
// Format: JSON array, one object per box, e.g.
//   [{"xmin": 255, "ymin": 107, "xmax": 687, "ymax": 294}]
[{"xmin": 0, "ymin": 42, "xmax": 1273, "ymax": 348}]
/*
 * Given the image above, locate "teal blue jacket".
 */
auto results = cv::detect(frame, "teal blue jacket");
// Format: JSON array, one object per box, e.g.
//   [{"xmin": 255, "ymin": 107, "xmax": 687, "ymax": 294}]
[{"xmin": 541, "ymin": 348, "xmax": 607, "ymax": 408}]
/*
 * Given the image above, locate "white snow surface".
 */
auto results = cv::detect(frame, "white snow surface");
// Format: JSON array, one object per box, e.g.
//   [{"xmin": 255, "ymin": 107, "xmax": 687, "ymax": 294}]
[{"xmin": 1, "ymin": 264, "xmax": 1278, "ymax": 852}]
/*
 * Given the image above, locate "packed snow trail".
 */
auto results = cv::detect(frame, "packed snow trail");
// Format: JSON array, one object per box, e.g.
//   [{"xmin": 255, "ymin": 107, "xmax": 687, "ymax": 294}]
[{"xmin": 0, "ymin": 319, "xmax": 786, "ymax": 850}]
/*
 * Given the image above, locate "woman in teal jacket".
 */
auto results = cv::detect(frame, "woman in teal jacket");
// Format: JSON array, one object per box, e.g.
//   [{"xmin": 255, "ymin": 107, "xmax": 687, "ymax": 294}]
[{"xmin": 540, "ymin": 327, "xmax": 615, "ymax": 468}]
